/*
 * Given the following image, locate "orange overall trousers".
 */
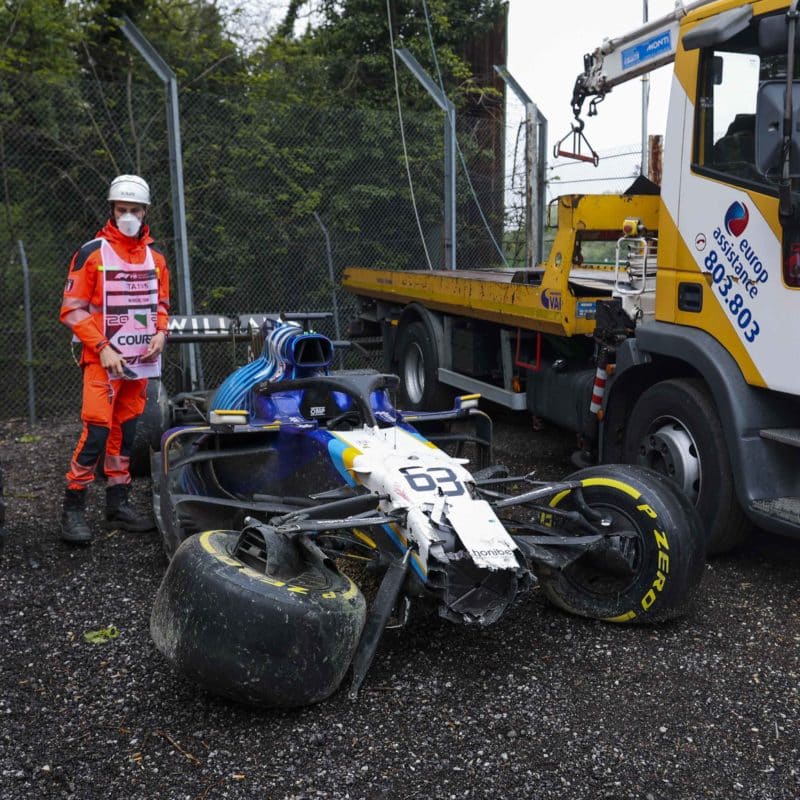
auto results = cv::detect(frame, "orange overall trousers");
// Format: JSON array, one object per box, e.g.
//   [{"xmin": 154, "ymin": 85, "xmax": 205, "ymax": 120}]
[{"xmin": 66, "ymin": 366, "xmax": 147, "ymax": 490}]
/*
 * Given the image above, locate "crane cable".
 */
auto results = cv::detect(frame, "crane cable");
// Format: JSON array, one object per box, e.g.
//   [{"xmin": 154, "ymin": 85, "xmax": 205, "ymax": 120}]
[
  {"xmin": 420, "ymin": 0, "xmax": 509, "ymax": 267},
  {"xmin": 386, "ymin": 0, "xmax": 434, "ymax": 270}
]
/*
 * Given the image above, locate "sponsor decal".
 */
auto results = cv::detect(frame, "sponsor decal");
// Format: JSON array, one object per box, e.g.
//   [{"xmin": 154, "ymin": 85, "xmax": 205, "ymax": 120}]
[
  {"xmin": 133, "ymin": 313, "xmax": 149, "ymax": 330},
  {"xmin": 724, "ymin": 201, "xmax": 749, "ymax": 237},
  {"xmin": 694, "ymin": 233, "xmax": 707, "ymax": 251},
  {"xmin": 697, "ymin": 201, "xmax": 770, "ymax": 346},
  {"xmin": 309, "ymin": 406, "xmax": 326, "ymax": 417},
  {"xmin": 621, "ymin": 29, "xmax": 673, "ymax": 69},
  {"xmin": 711, "ymin": 227, "xmax": 769, "ymax": 294},
  {"xmin": 541, "ymin": 289, "xmax": 562, "ymax": 311},
  {"xmin": 636, "ymin": 503, "xmax": 670, "ymax": 612},
  {"xmin": 472, "ymin": 547, "xmax": 514, "ymax": 558},
  {"xmin": 576, "ymin": 301, "xmax": 596, "ymax": 319},
  {"xmin": 106, "ymin": 271, "xmax": 154, "ymax": 281},
  {"xmin": 703, "ymin": 248, "xmax": 761, "ymax": 343},
  {"xmin": 168, "ymin": 315, "xmax": 230, "ymax": 334}
]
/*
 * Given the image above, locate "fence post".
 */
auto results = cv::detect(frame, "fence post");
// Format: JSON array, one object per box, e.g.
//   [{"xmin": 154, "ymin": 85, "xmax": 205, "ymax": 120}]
[
  {"xmin": 120, "ymin": 15, "xmax": 200, "ymax": 390},
  {"xmin": 494, "ymin": 66, "xmax": 548, "ymax": 266},
  {"xmin": 17, "ymin": 240, "xmax": 36, "ymax": 425},
  {"xmin": 396, "ymin": 48, "xmax": 457, "ymax": 270},
  {"xmin": 312, "ymin": 212, "xmax": 341, "ymax": 341}
]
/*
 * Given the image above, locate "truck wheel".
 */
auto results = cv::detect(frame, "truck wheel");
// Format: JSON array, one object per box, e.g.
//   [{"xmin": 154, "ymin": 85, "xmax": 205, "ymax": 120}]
[
  {"xmin": 130, "ymin": 379, "xmax": 170, "ymax": 477},
  {"xmin": 150, "ymin": 529, "xmax": 366, "ymax": 707},
  {"xmin": 622, "ymin": 378, "xmax": 748, "ymax": 555},
  {"xmin": 395, "ymin": 321, "xmax": 451, "ymax": 411},
  {"xmin": 539, "ymin": 464, "xmax": 705, "ymax": 623}
]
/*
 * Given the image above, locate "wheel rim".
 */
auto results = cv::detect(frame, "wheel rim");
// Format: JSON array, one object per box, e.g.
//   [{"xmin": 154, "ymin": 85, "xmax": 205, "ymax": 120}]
[
  {"xmin": 403, "ymin": 342, "xmax": 425, "ymax": 405},
  {"xmin": 636, "ymin": 416, "xmax": 701, "ymax": 503},
  {"xmin": 561, "ymin": 505, "xmax": 643, "ymax": 597}
]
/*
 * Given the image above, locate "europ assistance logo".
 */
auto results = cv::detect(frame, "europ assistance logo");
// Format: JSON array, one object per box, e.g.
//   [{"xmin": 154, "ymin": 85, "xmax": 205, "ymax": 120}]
[{"xmin": 724, "ymin": 201, "xmax": 749, "ymax": 237}]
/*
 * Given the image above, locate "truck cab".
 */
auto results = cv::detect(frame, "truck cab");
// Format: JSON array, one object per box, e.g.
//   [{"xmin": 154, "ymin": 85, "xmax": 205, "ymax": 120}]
[{"xmin": 344, "ymin": 0, "xmax": 800, "ymax": 555}]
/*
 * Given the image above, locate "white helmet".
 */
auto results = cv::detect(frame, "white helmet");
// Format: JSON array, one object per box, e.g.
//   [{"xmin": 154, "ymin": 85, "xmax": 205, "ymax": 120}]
[{"xmin": 108, "ymin": 174, "xmax": 150, "ymax": 205}]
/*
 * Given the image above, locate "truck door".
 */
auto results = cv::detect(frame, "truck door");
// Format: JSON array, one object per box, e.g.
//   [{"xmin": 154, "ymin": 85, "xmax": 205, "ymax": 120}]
[{"xmin": 665, "ymin": 12, "xmax": 799, "ymax": 395}]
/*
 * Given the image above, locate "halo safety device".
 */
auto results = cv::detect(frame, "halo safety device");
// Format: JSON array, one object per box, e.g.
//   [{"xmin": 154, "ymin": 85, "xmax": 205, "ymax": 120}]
[{"xmin": 108, "ymin": 175, "xmax": 151, "ymax": 206}]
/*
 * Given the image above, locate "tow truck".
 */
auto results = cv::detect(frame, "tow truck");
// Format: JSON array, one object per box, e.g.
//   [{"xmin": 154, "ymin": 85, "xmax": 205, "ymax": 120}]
[{"xmin": 344, "ymin": 0, "xmax": 800, "ymax": 554}]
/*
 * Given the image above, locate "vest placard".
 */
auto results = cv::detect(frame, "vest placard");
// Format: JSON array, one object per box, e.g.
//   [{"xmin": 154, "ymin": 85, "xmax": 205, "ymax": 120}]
[{"xmin": 100, "ymin": 240, "xmax": 161, "ymax": 380}]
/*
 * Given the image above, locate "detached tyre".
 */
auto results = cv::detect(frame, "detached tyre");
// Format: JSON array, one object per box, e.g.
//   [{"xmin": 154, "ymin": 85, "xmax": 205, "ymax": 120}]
[
  {"xmin": 539, "ymin": 464, "xmax": 705, "ymax": 624},
  {"xmin": 151, "ymin": 526, "xmax": 366, "ymax": 707},
  {"xmin": 622, "ymin": 378, "xmax": 749, "ymax": 555},
  {"xmin": 395, "ymin": 321, "xmax": 451, "ymax": 411}
]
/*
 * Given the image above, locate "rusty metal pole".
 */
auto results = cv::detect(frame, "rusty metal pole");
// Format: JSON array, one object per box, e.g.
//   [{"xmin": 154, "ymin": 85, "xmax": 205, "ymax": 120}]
[
  {"xmin": 494, "ymin": 65, "xmax": 547, "ymax": 267},
  {"xmin": 648, "ymin": 134, "xmax": 663, "ymax": 185}
]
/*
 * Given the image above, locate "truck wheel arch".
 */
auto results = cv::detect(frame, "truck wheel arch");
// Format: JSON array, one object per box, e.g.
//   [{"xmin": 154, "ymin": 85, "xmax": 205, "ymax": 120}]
[
  {"xmin": 601, "ymin": 359, "xmax": 694, "ymax": 463},
  {"xmin": 604, "ymin": 322, "xmax": 798, "ymax": 535},
  {"xmin": 612, "ymin": 324, "xmax": 754, "ymax": 451}
]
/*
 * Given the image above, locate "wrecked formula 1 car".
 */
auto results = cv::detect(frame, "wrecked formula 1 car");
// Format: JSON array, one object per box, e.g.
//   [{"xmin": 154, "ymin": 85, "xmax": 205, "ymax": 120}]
[{"xmin": 150, "ymin": 320, "xmax": 705, "ymax": 708}]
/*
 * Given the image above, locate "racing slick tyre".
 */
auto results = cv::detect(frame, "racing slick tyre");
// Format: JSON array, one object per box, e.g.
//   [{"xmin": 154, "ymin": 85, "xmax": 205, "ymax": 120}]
[
  {"xmin": 395, "ymin": 321, "xmax": 451, "ymax": 412},
  {"xmin": 151, "ymin": 529, "xmax": 366, "ymax": 707},
  {"xmin": 622, "ymin": 378, "xmax": 749, "ymax": 555},
  {"xmin": 130, "ymin": 379, "xmax": 170, "ymax": 478},
  {"xmin": 538, "ymin": 464, "xmax": 705, "ymax": 624}
]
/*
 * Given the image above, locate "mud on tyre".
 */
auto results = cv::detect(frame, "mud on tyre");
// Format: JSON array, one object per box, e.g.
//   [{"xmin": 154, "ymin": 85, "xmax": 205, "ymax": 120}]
[
  {"xmin": 151, "ymin": 527, "xmax": 366, "ymax": 707},
  {"xmin": 538, "ymin": 464, "xmax": 705, "ymax": 624}
]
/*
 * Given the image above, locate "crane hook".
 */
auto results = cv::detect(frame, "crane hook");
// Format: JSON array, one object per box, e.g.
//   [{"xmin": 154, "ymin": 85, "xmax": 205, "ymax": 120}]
[{"xmin": 553, "ymin": 120, "xmax": 600, "ymax": 166}]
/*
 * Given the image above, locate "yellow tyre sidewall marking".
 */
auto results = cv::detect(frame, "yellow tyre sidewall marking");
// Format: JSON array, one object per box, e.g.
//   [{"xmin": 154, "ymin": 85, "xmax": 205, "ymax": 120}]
[
  {"xmin": 548, "ymin": 477, "xmax": 671, "ymax": 622},
  {"xmin": 198, "ymin": 530, "xmax": 360, "ymax": 600},
  {"xmin": 549, "ymin": 477, "xmax": 641, "ymax": 508}
]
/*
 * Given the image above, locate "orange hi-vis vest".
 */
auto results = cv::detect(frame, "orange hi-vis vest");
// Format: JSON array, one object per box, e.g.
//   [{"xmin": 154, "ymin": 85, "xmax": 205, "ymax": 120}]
[{"xmin": 61, "ymin": 220, "xmax": 170, "ymax": 370}]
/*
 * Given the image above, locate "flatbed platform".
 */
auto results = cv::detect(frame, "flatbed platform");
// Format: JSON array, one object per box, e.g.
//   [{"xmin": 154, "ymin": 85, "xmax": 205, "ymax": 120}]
[{"xmin": 343, "ymin": 266, "xmax": 605, "ymax": 336}]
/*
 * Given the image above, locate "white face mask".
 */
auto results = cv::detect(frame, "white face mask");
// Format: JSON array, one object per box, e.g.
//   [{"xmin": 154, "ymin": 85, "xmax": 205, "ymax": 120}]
[{"xmin": 117, "ymin": 212, "xmax": 142, "ymax": 238}]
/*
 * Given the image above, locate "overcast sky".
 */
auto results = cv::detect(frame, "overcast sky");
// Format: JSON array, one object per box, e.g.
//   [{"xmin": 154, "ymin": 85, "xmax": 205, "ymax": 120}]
[{"xmin": 507, "ymin": 0, "xmax": 680, "ymax": 153}]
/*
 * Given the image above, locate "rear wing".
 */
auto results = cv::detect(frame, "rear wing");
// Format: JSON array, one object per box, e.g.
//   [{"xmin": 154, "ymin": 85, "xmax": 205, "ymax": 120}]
[{"xmin": 166, "ymin": 313, "xmax": 333, "ymax": 343}]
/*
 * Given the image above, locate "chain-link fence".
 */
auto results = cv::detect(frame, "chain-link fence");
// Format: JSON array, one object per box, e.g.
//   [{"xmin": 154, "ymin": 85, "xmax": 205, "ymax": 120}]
[
  {"xmin": 547, "ymin": 143, "xmax": 643, "ymax": 200},
  {"xmin": 1, "ymin": 67, "xmax": 640, "ymax": 422},
  {"xmin": 541, "ymin": 143, "xmax": 645, "ymax": 257}
]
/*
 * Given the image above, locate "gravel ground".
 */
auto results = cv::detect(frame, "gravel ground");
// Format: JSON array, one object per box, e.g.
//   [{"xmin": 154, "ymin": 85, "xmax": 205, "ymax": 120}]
[{"xmin": 1, "ymin": 412, "xmax": 799, "ymax": 800}]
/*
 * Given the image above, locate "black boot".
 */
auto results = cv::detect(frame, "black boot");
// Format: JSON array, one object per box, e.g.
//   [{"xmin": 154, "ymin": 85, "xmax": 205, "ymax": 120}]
[
  {"xmin": 106, "ymin": 485, "xmax": 154, "ymax": 532},
  {"xmin": 61, "ymin": 488, "xmax": 92, "ymax": 544}
]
